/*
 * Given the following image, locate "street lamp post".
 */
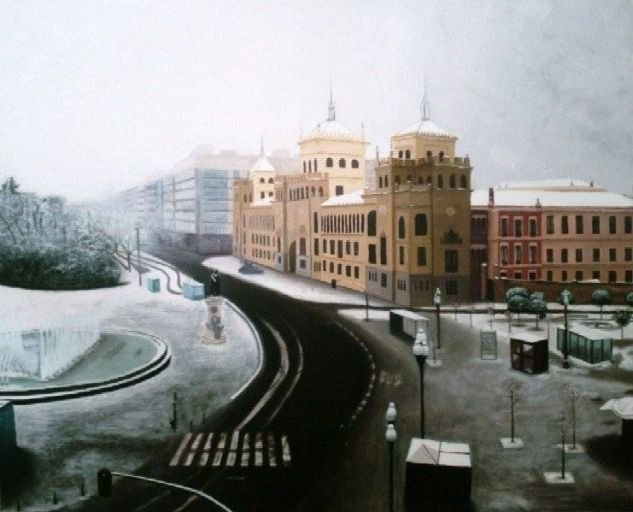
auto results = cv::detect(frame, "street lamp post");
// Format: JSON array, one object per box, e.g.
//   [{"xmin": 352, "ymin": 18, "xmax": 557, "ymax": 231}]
[
  {"xmin": 561, "ymin": 289, "xmax": 571, "ymax": 369},
  {"xmin": 413, "ymin": 327, "xmax": 430, "ymax": 437},
  {"xmin": 385, "ymin": 424, "xmax": 397, "ymax": 512},
  {"xmin": 433, "ymin": 288, "xmax": 442, "ymax": 349}
]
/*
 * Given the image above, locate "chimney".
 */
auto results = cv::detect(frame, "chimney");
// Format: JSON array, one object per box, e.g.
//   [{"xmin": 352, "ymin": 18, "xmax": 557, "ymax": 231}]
[{"xmin": 488, "ymin": 187, "xmax": 495, "ymax": 207}]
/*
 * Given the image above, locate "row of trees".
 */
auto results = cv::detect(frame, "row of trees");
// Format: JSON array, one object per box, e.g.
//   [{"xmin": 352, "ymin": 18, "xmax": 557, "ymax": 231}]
[
  {"xmin": 0, "ymin": 178, "xmax": 120, "ymax": 290},
  {"xmin": 505, "ymin": 287, "xmax": 633, "ymax": 337}
]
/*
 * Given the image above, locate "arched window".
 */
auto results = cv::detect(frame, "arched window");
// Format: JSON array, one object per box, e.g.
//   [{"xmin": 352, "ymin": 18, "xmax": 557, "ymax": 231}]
[
  {"xmin": 418, "ymin": 176, "xmax": 424, "ymax": 184},
  {"xmin": 314, "ymin": 159, "xmax": 318, "ymax": 172},
  {"xmin": 439, "ymin": 151, "xmax": 445, "ymax": 162},
  {"xmin": 326, "ymin": 157, "xmax": 333, "ymax": 168},
  {"xmin": 398, "ymin": 216, "xmax": 406, "ymax": 239},
  {"xmin": 314, "ymin": 212, "xmax": 319, "ymax": 233},
  {"xmin": 460, "ymin": 175, "xmax": 468, "ymax": 189},
  {"xmin": 311, "ymin": 186, "xmax": 315, "ymax": 196},
  {"xmin": 368, "ymin": 210, "xmax": 377, "ymax": 236},
  {"xmin": 415, "ymin": 214, "xmax": 428, "ymax": 236},
  {"xmin": 268, "ymin": 191, "xmax": 273, "ymax": 197},
  {"xmin": 426, "ymin": 151, "xmax": 432, "ymax": 161},
  {"xmin": 405, "ymin": 150, "xmax": 411, "ymax": 159},
  {"xmin": 268, "ymin": 178, "xmax": 274, "ymax": 184},
  {"xmin": 398, "ymin": 150, "xmax": 403, "ymax": 159},
  {"xmin": 426, "ymin": 176, "xmax": 432, "ymax": 185},
  {"xmin": 437, "ymin": 174, "xmax": 443, "ymax": 189},
  {"xmin": 303, "ymin": 161, "xmax": 306, "ymax": 173},
  {"xmin": 351, "ymin": 159, "xmax": 359, "ymax": 169},
  {"xmin": 339, "ymin": 158, "xmax": 346, "ymax": 168},
  {"xmin": 449, "ymin": 175, "xmax": 456, "ymax": 189},
  {"xmin": 319, "ymin": 187, "xmax": 323, "ymax": 197},
  {"xmin": 407, "ymin": 175, "xmax": 412, "ymax": 182},
  {"xmin": 308, "ymin": 160, "xmax": 312, "ymax": 172},
  {"xmin": 361, "ymin": 214, "xmax": 365, "ymax": 233},
  {"xmin": 379, "ymin": 176, "xmax": 383, "ymax": 188}
]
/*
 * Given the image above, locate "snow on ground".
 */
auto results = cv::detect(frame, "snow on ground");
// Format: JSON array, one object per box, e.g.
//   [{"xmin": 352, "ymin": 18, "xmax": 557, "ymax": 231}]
[{"xmin": 204, "ymin": 255, "xmax": 394, "ymax": 306}]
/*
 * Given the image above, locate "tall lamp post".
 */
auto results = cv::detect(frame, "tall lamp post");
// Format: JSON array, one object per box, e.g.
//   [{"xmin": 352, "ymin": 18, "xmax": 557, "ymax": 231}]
[
  {"xmin": 385, "ymin": 423, "xmax": 397, "ymax": 512},
  {"xmin": 433, "ymin": 288, "xmax": 442, "ymax": 349},
  {"xmin": 413, "ymin": 327, "xmax": 430, "ymax": 437},
  {"xmin": 561, "ymin": 289, "xmax": 571, "ymax": 369}
]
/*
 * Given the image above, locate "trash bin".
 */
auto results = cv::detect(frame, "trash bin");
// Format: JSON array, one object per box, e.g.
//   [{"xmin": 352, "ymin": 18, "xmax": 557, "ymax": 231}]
[{"xmin": 146, "ymin": 275, "xmax": 160, "ymax": 293}]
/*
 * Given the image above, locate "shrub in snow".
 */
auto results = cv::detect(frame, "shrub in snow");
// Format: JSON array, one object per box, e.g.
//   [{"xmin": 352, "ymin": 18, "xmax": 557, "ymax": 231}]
[
  {"xmin": 528, "ymin": 297, "xmax": 548, "ymax": 328},
  {"xmin": 506, "ymin": 287, "xmax": 529, "ymax": 301},
  {"xmin": 592, "ymin": 289, "xmax": 612, "ymax": 319},
  {"xmin": 626, "ymin": 292, "xmax": 633, "ymax": 307},
  {"xmin": 613, "ymin": 310, "xmax": 632, "ymax": 339}
]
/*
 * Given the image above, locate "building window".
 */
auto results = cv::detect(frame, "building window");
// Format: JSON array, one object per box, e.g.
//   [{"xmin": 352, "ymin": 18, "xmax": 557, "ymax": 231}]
[
  {"xmin": 546, "ymin": 216, "xmax": 554, "ymax": 234},
  {"xmin": 609, "ymin": 248, "xmax": 617, "ymax": 262},
  {"xmin": 380, "ymin": 237, "xmax": 387, "ymax": 265},
  {"xmin": 330, "ymin": 240, "xmax": 335, "ymax": 253},
  {"xmin": 351, "ymin": 159, "xmax": 359, "ymax": 168},
  {"xmin": 445, "ymin": 280, "xmax": 458, "ymax": 295},
  {"xmin": 326, "ymin": 158, "xmax": 333, "ymax": 168},
  {"xmin": 354, "ymin": 242, "xmax": 359, "ymax": 256},
  {"xmin": 460, "ymin": 175, "xmax": 468, "ymax": 189},
  {"xmin": 417, "ymin": 247, "xmax": 427, "ymax": 266},
  {"xmin": 609, "ymin": 271, "xmax": 617, "ymax": 283},
  {"xmin": 345, "ymin": 265, "xmax": 351, "ymax": 277},
  {"xmin": 514, "ymin": 218, "xmax": 522, "ymax": 237},
  {"xmin": 547, "ymin": 271, "xmax": 553, "ymax": 281},
  {"xmin": 299, "ymin": 238, "xmax": 306, "ymax": 256},
  {"xmin": 575, "ymin": 215, "xmax": 584, "ymax": 234},
  {"xmin": 354, "ymin": 266, "xmax": 359, "ymax": 279},
  {"xmin": 437, "ymin": 174, "xmax": 443, "ymax": 189},
  {"xmin": 319, "ymin": 187, "xmax": 324, "ymax": 197},
  {"xmin": 575, "ymin": 271, "xmax": 583, "ymax": 282},
  {"xmin": 514, "ymin": 244, "xmax": 522, "ymax": 264},
  {"xmin": 626, "ymin": 216, "xmax": 632, "ymax": 234},
  {"xmin": 449, "ymin": 175, "xmax": 456, "ymax": 189},
  {"xmin": 561, "ymin": 248, "xmax": 568, "ymax": 263},
  {"xmin": 337, "ymin": 240, "xmax": 343, "ymax": 258},
  {"xmin": 314, "ymin": 238, "xmax": 319, "ymax": 256},
  {"xmin": 500, "ymin": 218, "xmax": 509, "ymax": 237},
  {"xmin": 625, "ymin": 247, "xmax": 632, "ymax": 261},
  {"xmin": 415, "ymin": 214, "xmax": 428, "ymax": 236},
  {"xmin": 260, "ymin": 192, "xmax": 265, "ymax": 199},
  {"xmin": 445, "ymin": 250, "xmax": 459, "ymax": 273},
  {"xmin": 501, "ymin": 245, "xmax": 509, "ymax": 265},
  {"xmin": 398, "ymin": 150, "xmax": 403, "ymax": 159},
  {"xmin": 399, "ymin": 246, "xmax": 405, "ymax": 265},
  {"xmin": 379, "ymin": 176, "xmax": 383, "ymax": 188},
  {"xmin": 335, "ymin": 185, "xmax": 344, "ymax": 196},
  {"xmin": 404, "ymin": 150, "xmax": 410, "ymax": 159},
  {"xmin": 562, "ymin": 270, "xmax": 568, "ymax": 281},
  {"xmin": 398, "ymin": 217, "xmax": 406, "ymax": 239},
  {"xmin": 514, "ymin": 271, "xmax": 522, "ymax": 280},
  {"xmin": 562, "ymin": 216, "xmax": 569, "ymax": 234},
  {"xmin": 593, "ymin": 271, "xmax": 600, "ymax": 281},
  {"xmin": 329, "ymin": 262, "xmax": 334, "ymax": 273},
  {"xmin": 314, "ymin": 212, "xmax": 319, "ymax": 233},
  {"xmin": 575, "ymin": 248, "xmax": 583, "ymax": 263},
  {"xmin": 592, "ymin": 216, "xmax": 600, "ymax": 234},
  {"xmin": 339, "ymin": 158, "xmax": 346, "ymax": 168},
  {"xmin": 626, "ymin": 270, "xmax": 633, "ymax": 283},
  {"xmin": 529, "ymin": 245, "xmax": 537, "ymax": 264},
  {"xmin": 346, "ymin": 241, "xmax": 351, "ymax": 255},
  {"xmin": 368, "ymin": 210, "xmax": 377, "ymax": 236},
  {"xmin": 546, "ymin": 248, "xmax": 553, "ymax": 263},
  {"xmin": 368, "ymin": 244, "xmax": 376, "ymax": 264},
  {"xmin": 381, "ymin": 273, "xmax": 387, "ymax": 287},
  {"xmin": 593, "ymin": 248, "xmax": 600, "ymax": 262},
  {"xmin": 322, "ymin": 239, "xmax": 327, "ymax": 252},
  {"xmin": 529, "ymin": 218, "xmax": 537, "ymax": 237},
  {"xmin": 609, "ymin": 216, "xmax": 617, "ymax": 234}
]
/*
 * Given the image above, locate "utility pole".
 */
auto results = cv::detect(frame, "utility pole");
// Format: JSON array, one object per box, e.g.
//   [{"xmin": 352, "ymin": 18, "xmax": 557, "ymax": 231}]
[{"xmin": 135, "ymin": 226, "xmax": 141, "ymax": 286}]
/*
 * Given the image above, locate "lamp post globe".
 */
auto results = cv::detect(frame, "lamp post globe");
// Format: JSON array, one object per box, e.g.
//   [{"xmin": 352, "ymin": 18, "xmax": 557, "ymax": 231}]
[
  {"xmin": 385, "ymin": 423, "xmax": 397, "ymax": 512},
  {"xmin": 433, "ymin": 288, "xmax": 442, "ymax": 349},
  {"xmin": 413, "ymin": 327, "xmax": 429, "ymax": 438},
  {"xmin": 386, "ymin": 401, "xmax": 397, "ymax": 425}
]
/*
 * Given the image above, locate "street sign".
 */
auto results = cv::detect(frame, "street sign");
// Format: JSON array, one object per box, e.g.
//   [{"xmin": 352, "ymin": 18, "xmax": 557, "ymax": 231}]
[{"xmin": 480, "ymin": 330, "xmax": 498, "ymax": 360}]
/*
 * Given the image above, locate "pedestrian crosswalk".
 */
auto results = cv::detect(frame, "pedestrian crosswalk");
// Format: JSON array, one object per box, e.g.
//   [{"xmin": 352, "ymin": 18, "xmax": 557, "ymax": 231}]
[{"xmin": 169, "ymin": 431, "xmax": 292, "ymax": 469}]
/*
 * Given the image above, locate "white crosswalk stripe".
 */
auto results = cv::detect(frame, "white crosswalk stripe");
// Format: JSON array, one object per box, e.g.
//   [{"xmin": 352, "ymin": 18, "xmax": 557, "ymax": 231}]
[{"xmin": 168, "ymin": 431, "xmax": 291, "ymax": 469}]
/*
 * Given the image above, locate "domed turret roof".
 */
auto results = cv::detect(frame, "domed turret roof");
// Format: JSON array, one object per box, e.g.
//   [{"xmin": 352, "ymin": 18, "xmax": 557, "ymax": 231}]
[
  {"xmin": 397, "ymin": 85, "xmax": 454, "ymax": 138},
  {"xmin": 307, "ymin": 88, "xmax": 357, "ymax": 139}
]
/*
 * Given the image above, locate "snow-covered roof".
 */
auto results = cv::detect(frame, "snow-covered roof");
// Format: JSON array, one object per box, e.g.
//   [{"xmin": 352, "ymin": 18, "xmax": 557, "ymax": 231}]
[
  {"xmin": 396, "ymin": 118, "xmax": 454, "ymax": 138},
  {"xmin": 601, "ymin": 397, "xmax": 633, "ymax": 420},
  {"xmin": 496, "ymin": 179, "xmax": 597, "ymax": 190},
  {"xmin": 321, "ymin": 189, "xmax": 365, "ymax": 207},
  {"xmin": 309, "ymin": 119, "xmax": 354, "ymax": 138},
  {"xmin": 406, "ymin": 439, "xmax": 471, "ymax": 467},
  {"xmin": 471, "ymin": 188, "xmax": 633, "ymax": 208},
  {"xmin": 250, "ymin": 154, "xmax": 275, "ymax": 173}
]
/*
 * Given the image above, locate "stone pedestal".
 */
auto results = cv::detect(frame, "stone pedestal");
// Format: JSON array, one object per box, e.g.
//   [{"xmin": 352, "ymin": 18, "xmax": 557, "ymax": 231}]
[{"xmin": 202, "ymin": 296, "xmax": 226, "ymax": 344}]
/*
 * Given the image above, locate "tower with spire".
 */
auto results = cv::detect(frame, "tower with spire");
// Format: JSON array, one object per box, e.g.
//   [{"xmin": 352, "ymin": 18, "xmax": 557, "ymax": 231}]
[
  {"xmin": 298, "ymin": 85, "xmax": 368, "ymax": 197},
  {"xmin": 250, "ymin": 137, "xmax": 276, "ymax": 202}
]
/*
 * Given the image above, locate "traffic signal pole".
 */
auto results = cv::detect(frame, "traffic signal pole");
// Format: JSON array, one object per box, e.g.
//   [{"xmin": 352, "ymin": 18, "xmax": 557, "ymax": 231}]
[{"xmin": 98, "ymin": 469, "xmax": 233, "ymax": 511}]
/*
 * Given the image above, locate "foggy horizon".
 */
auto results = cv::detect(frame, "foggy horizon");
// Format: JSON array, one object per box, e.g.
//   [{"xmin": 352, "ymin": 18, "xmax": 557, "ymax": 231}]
[{"xmin": 1, "ymin": 0, "xmax": 632, "ymax": 202}]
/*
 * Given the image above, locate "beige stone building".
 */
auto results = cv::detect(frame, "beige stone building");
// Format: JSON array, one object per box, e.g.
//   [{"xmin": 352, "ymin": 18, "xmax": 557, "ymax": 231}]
[{"xmin": 233, "ymin": 92, "xmax": 473, "ymax": 305}]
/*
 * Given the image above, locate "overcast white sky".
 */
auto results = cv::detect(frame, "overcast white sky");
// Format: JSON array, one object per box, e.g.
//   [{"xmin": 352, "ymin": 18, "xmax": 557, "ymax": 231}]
[{"xmin": 1, "ymin": 0, "xmax": 632, "ymax": 201}]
